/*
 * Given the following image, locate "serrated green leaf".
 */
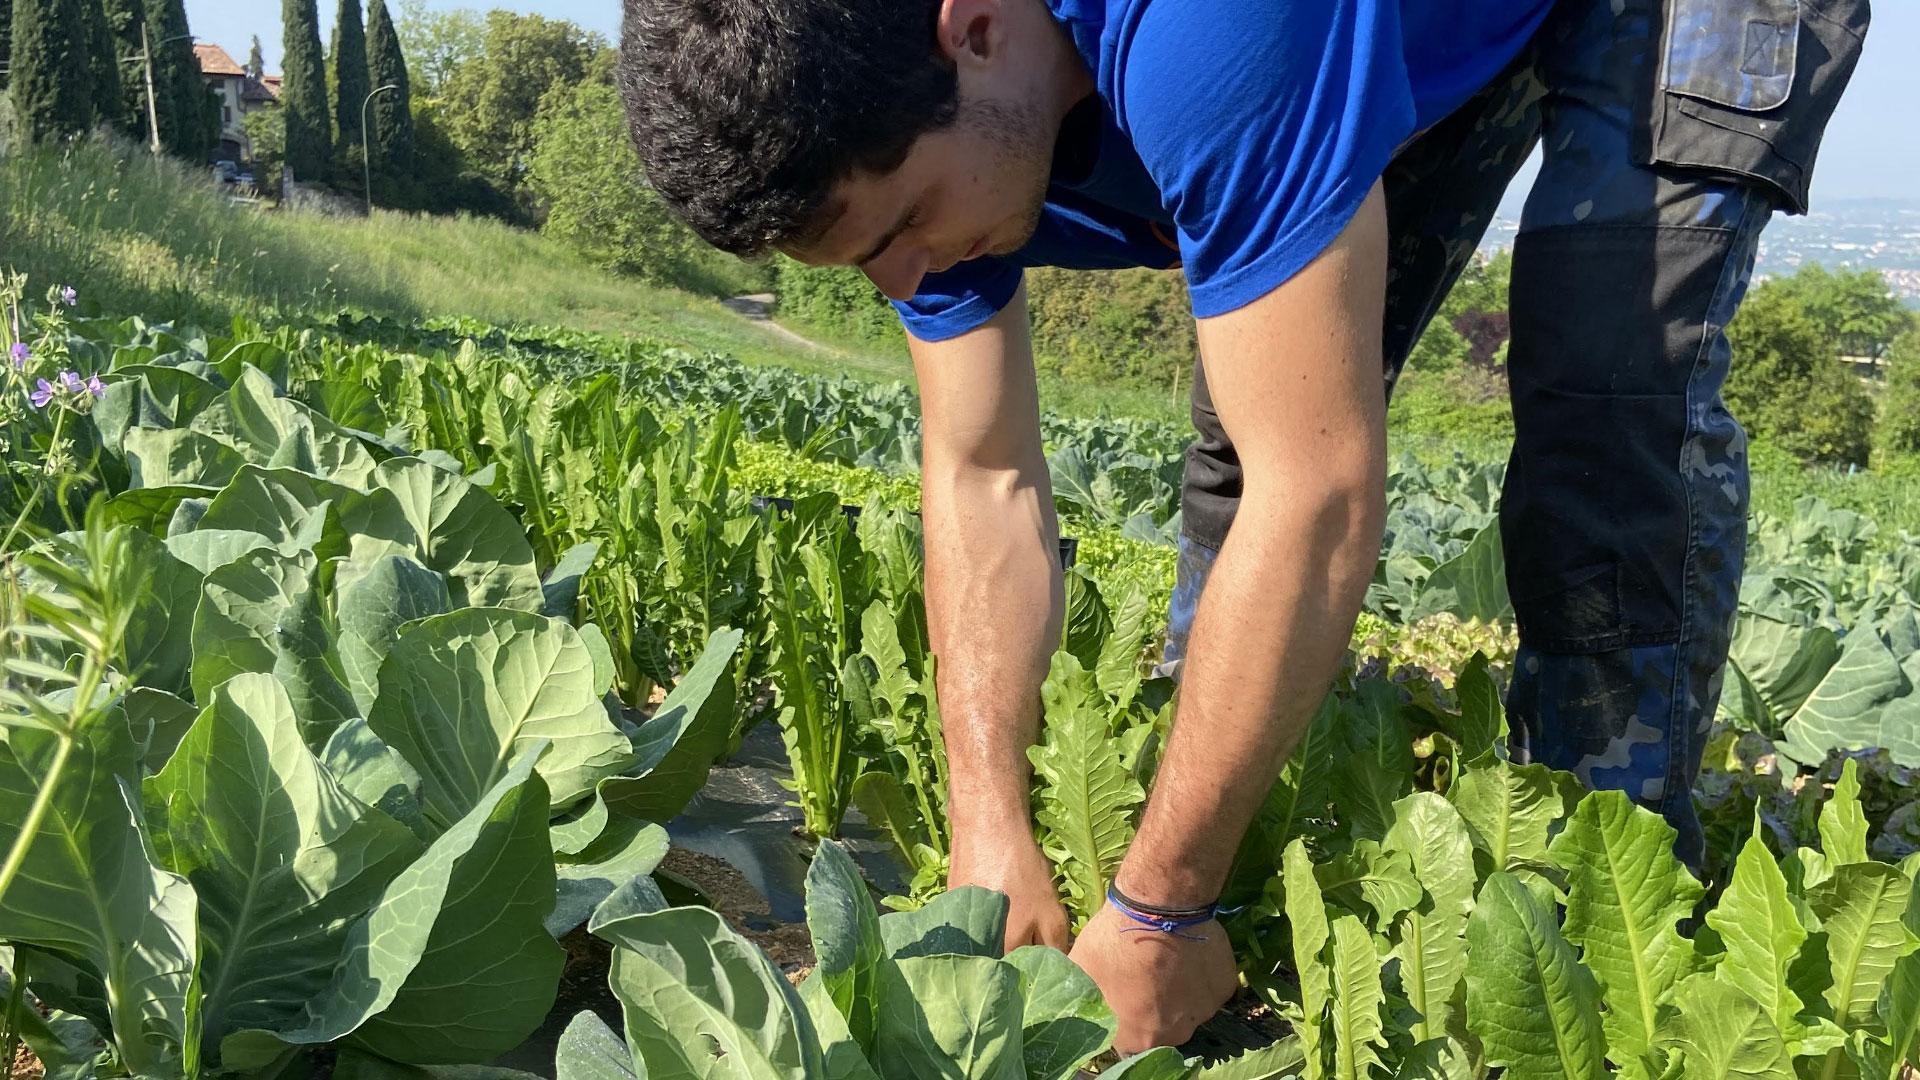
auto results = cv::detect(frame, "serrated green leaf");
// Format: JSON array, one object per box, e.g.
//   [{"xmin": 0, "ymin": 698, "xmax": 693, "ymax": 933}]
[
  {"xmin": 1315, "ymin": 839, "xmax": 1423, "ymax": 930},
  {"xmin": 1820, "ymin": 758, "xmax": 1871, "ymax": 867},
  {"xmin": 1809, "ymin": 862, "xmax": 1917, "ymax": 1030},
  {"xmin": 1328, "ymin": 915, "xmax": 1386, "ymax": 1080},
  {"xmin": 1031, "ymin": 649, "xmax": 1143, "ymax": 921},
  {"xmin": 1547, "ymin": 791, "xmax": 1703, "ymax": 1062},
  {"xmin": 1384, "ymin": 793, "xmax": 1475, "ymax": 1044},
  {"xmin": 1464, "ymin": 871, "xmax": 1608, "ymax": 1080},
  {"xmin": 1653, "ymin": 977, "xmax": 1793, "ymax": 1079},
  {"xmin": 1284, "ymin": 838, "xmax": 1331, "ymax": 1080},
  {"xmin": 1452, "ymin": 760, "xmax": 1580, "ymax": 874},
  {"xmin": 1878, "ymin": 951, "xmax": 1920, "ymax": 1079},
  {"xmin": 1705, "ymin": 826, "xmax": 1808, "ymax": 1038}
]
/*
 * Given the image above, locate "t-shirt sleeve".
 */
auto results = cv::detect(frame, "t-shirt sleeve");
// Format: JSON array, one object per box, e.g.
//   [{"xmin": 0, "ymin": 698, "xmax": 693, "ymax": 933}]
[
  {"xmin": 891, "ymin": 258, "xmax": 1025, "ymax": 342},
  {"xmin": 1116, "ymin": 0, "xmax": 1416, "ymax": 319}
]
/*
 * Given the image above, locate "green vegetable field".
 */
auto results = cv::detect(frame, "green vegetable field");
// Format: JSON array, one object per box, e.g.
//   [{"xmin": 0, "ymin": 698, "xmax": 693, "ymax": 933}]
[{"xmin": 3, "ymin": 280, "xmax": 1918, "ymax": 1079}]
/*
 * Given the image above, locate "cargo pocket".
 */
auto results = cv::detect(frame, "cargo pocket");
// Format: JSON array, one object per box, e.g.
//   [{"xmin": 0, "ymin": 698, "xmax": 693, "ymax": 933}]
[{"xmin": 1640, "ymin": 0, "xmax": 1869, "ymax": 213}]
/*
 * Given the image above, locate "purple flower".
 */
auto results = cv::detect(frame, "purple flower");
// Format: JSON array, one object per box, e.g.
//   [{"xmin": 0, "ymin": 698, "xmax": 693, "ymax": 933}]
[
  {"xmin": 59, "ymin": 370, "xmax": 83, "ymax": 394},
  {"xmin": 29, "ymin": 379, "xmax": 54, "ymax": 409},
  {"xmin": 8, "ymin": 342, "xmax": 25, "ymax": 369},
  {"xmin": 86, "ymin": 375, "xmax": 106, "ymax": 399},
  {"xmin": 59, "ymin": 286, "xmax": 77, "ymax": 307}
]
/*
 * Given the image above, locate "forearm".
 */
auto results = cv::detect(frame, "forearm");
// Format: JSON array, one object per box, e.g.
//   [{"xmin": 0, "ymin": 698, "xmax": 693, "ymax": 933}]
[
  {"xmin": 1116, "ymin": 474, "xmax": 1384, "ymax": 907},
  {"xmin": 921, "ymin": 461, "xmax": 1063, "ymax": 831}
]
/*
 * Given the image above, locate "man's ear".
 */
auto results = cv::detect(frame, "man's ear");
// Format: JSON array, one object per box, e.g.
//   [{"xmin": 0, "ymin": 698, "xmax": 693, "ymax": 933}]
[{"xmin": 936, "ymin": 0, "xmax": 1004, "ymax": 67}]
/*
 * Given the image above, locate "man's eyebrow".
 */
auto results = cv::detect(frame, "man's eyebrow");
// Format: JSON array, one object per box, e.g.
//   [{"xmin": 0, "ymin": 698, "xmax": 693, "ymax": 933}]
[{"xmin": 856, "ymin": 202, "xmax": 917, "ymax": 267}]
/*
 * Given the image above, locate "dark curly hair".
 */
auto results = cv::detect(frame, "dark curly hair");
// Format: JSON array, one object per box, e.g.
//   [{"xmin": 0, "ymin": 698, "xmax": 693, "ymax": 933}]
[{"xmin": 618, "ymin": 0, "xmax": 962, "ymax": 257}]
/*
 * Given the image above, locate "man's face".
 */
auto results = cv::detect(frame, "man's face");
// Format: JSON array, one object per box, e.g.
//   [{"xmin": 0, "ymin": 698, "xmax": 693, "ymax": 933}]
[{"xmin": 784, "ymin": 97, "xmax": 1056, "ymax": 302}]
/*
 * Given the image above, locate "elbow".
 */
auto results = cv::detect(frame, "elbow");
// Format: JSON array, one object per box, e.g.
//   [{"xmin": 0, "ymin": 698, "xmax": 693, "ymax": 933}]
[{"xmin": 1245, "ymin": 460, "xmax": 1386, "ymax": 595}]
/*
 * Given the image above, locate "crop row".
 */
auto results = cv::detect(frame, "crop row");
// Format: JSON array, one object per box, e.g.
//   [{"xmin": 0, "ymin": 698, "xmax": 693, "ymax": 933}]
[{"xmin": 0, "ymin": 298, "xmax": 1915, "ymax": 1077}]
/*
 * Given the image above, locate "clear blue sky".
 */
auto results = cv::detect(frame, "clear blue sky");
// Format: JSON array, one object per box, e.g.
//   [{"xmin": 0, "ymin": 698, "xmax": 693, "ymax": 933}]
[{"xmin": 189, "ymin": 0, "xmax": 1915, "ymax": 202}]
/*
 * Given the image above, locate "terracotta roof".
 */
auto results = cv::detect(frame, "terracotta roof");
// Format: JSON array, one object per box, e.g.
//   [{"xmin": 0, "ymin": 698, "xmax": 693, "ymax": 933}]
[
  {"xmin": 194, "ymin": 43, "xmax": 246, "ymax": 78},
  {"xmin": 240, "ymin": 76, "xmax": 278, "ymax": 103}
]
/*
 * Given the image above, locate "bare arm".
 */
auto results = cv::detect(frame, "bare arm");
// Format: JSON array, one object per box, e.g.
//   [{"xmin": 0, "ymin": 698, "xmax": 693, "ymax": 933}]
[
  {"xmin": 1118, "ymin": 186, "xmax": 1390, "ymax": 906},
  {"xmin": 909, "ymin": 282, "xmax": 1071, "ymax": 950},
  {"xmin": 1074, "ymin": 184, "xmax": 1391, "ymax": 1051}
]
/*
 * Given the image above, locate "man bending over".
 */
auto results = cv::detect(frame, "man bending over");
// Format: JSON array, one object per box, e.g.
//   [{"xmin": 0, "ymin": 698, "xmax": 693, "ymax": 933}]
[{"xmin": 617, "ymin": 0, "xmax": 1866, "ymax": 1051}]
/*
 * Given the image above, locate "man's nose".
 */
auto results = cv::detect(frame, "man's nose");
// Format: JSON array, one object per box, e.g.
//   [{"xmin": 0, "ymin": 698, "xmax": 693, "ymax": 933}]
[{"xmin": 861, "ymin": 245, "xmax": 932, "ymax": 301}]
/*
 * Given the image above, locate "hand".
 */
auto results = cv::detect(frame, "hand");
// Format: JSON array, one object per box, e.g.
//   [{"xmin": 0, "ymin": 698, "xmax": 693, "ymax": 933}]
[
  {"xmin": 948, "ymin": 824, "xmax": 1069, "ymax": 952},
  {"xmin": 1068, "ymin": 898, "xmax": 1238, "ymax": 1054}
]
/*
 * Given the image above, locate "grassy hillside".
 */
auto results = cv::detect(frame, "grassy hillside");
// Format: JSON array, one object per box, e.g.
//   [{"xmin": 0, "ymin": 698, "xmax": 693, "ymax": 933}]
[{"xmin": 0, "ymin": 138, "xmax": 908, "ymax": 380}]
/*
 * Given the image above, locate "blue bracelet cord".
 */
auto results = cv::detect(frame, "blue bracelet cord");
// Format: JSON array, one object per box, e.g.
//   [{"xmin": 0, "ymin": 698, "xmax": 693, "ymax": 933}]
[{"xmin": 1105, "ymin": 885, "xmax": 1243, "ymax": 942}]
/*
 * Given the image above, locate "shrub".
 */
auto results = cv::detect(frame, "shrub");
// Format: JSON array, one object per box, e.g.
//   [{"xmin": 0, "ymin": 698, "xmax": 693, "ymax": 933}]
[
  {"xmin": 1025, "ymin": 265, "xmax": 1195, "ymax": 390},
  {"xmin": 1724, "ymin": 282, "xmax": 1876, "ymax": 467},
  {"xmin": 771, "ymin": 258, "xmax": 903, "ymax": 345},
  {"xmin": 1875, "ymin": 328, "xmax": 1920, "ymax": 460}
]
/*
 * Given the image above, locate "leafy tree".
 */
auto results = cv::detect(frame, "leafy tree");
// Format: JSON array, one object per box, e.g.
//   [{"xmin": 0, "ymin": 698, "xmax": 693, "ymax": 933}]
[
  {"xmin": 528, "ymin": 80, "xmax": 736, "ymax": 290},
  {"xmin": 330, "ymin": 0, "xmax": 368, "ymax": 145},
  {"xmin": 1765, "ymin": 263, "xmax": 1914, "ymax": 360},
  {"xmin": 1406, "ymin": 314, "xmax": 1471, "ymax": 375},
  {"xmin": 246, "ymin": 33, "xmax": 263, "ymax": 78},
  {"xmin": 1876, "ymin": 329, "xmax": 1920, "ymax": 460},
  {"xmin": 100, "ymin": 0, "xmax": 146, "ymax": 139},
  {"xmin": 1026, "ymin": 265, "xmax": 1195, "ymax": 388},
  {"xmin": 365, "ymin": 0, "xmax": 414, "ymax": 181},
  {"xmin": 9, "ymin": 0, "xmax": 94, "ymax": 141},
  {"xmin": 146, "ymin": 0, "xmax": 211, "ymax": 158},
  {"xmin": 279, "ymin": 0, "xmax": 329, "ymax": 179},
  {"xmin": 81, "ymin": 0, "xmax": 131, "ymax": 130},
  {"xmin": 393, "ymin": 0, "xmax": 482, "ymax": 96},
  {"xmin": 437, "ymin": 11, "xmax": 600, "ymax": 196},
  {"xmin": 243, "ymin": 104, "xmax": 284, "ymax": 195},
  {"xmin": 1725, "ymin": 283, "xmax": 1876, "ymax": 466}
]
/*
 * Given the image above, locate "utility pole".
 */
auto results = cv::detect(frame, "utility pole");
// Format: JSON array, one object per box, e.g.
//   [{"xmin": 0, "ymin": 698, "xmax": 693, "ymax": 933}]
[
  {"xmin": 142, "ymin": 24, "xmax": 161, "ymax": 154},
  {"xmin": 361, "ymin": 83, "xmax": 398, "ymax": 214},
  {"xmin": 127, "ymin": 28, "xmax": 194, "ymax": 156}
]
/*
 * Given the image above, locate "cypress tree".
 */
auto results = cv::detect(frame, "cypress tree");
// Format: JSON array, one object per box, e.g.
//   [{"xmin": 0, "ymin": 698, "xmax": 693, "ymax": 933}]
[
  {"xmin": 101, "ymin": 0, "xmax": 147, "ymax": 140},
  {"xmin": 280, "ymin": 0, "xmax": 329, "ymax": 179},
  {"xmin": 81, "ymin": 0, "xmax": 130, "ymax": 129},
  {"xmin": 9, "ymin": 0, "xmax": 94, "ymax": 142},
  {"xmin": 0, "ymin": 0, "xmax": 12, "ymax": 91},
  {"xmin": 246, "ymin": 34, "xmax": 263, "ymax": 79},
  {"xmin": 365, "ymin": 0, "xmax": 413, "ymax": 176},
  {"xmin": 330, "ymin": 0, "xmax": 367, "ymax": 144},
  {"xmin": 146, "ymin": 0, "xmax": 210, "ymax": 157}
]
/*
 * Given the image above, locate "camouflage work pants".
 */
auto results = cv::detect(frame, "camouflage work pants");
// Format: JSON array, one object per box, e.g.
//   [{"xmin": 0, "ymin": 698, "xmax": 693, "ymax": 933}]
[{"xmin": 1164, "ymin": 0, "xmax": 1868, "ymax": 870}]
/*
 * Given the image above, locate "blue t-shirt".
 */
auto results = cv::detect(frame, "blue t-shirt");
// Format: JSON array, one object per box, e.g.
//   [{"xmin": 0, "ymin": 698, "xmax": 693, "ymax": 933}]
[{"xmin": 893, "ymin": 0, "xmax": 1554, "ymax": 341}]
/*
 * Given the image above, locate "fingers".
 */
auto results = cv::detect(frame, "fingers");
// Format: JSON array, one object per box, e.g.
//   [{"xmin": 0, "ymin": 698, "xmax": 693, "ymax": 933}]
[{"xmin": 1038, "ymin": 904, "xmax": 1070, "ymax": 951}]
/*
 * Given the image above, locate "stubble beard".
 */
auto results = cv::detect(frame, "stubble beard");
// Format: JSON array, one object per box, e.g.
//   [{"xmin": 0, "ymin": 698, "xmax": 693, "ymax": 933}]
[{"xmin": 964, "ymin": 97, "xmax": 1054, "ymax": 255}]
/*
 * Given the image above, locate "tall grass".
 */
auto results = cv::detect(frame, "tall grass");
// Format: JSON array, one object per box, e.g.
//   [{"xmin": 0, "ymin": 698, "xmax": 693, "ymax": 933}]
[{"xmin": 0, "ymin": 137, "xmax": 886, "ymax": 375}]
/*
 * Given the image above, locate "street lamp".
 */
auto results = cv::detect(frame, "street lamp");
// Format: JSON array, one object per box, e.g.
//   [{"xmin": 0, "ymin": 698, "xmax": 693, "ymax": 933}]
[
  {"xmin": 124, "ymin": 28, "xmax": 196, "ymax": 154},
  {"xmin": 361, "ymin": 84, "xmax": 400, "ymax": 215}
]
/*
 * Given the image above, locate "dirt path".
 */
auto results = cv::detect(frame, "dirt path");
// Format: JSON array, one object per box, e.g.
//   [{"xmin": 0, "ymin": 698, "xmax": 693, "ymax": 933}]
[{"xmin": 721, "ymin": 293, "xmax": 840, "ymax": 355}]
